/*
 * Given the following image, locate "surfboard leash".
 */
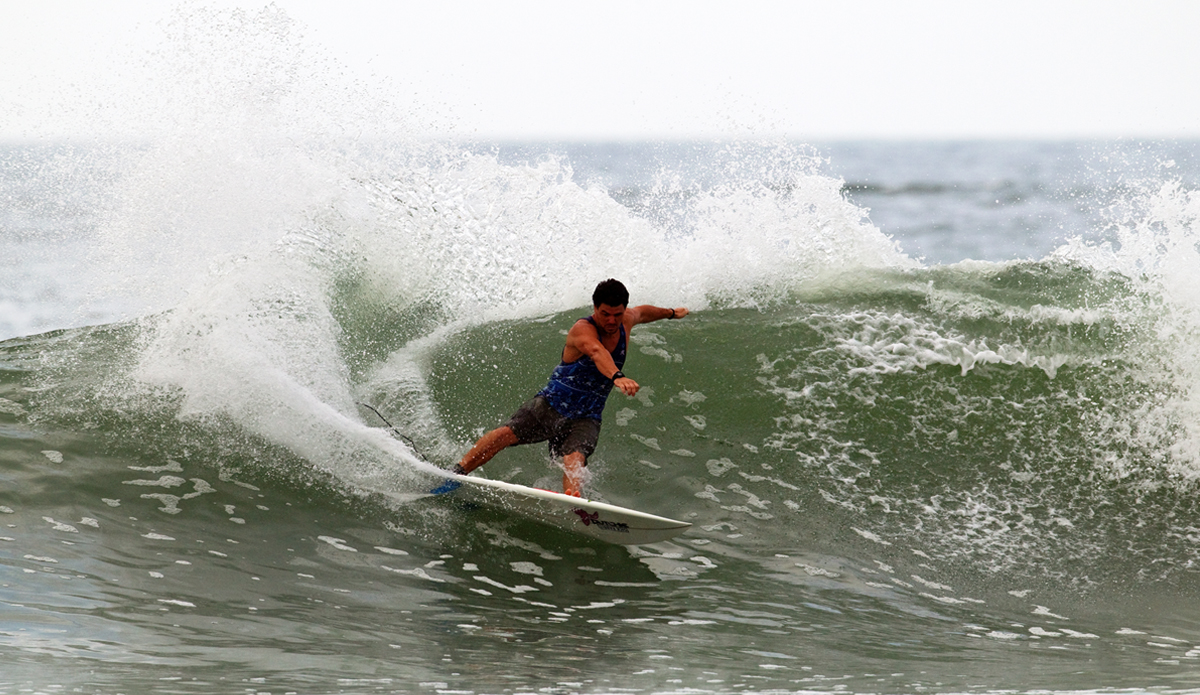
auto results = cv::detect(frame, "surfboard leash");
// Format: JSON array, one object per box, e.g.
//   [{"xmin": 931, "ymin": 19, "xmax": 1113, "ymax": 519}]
[
  {"xmin": 360, "ymin": 402, "xmax": 465, "ymax": 495},
  {"xmin": 358, "ymin": 402, "xmax": 432, "ymax": 464}
]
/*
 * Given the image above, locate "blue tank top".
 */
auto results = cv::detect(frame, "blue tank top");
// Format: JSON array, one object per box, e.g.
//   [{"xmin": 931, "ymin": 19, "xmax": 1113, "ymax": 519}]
[{"xmin": 538, "ymin": 316, "xmax": 627, "ymax": 421}]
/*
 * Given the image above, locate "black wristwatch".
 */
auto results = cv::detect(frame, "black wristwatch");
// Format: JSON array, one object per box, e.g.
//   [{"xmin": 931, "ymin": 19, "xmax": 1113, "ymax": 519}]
[{"xmin": 611, "ymin": 371, "xmax": 626, "ymax": 383}]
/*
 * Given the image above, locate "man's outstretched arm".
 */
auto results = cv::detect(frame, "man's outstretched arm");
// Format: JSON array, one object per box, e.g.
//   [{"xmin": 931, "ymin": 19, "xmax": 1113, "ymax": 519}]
[{"xmin": 628, "ymin": 305, "xmax": 689, "ymax": 325}]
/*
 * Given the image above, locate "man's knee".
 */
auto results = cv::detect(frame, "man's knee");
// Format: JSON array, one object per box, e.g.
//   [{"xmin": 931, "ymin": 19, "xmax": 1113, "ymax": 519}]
[
  {"xmin": 479, "ymin": 426, "xmax": 519, "ymax": 451},
  {"xmin": 495, "ymin": 426, "xmax": 520, "ymax": 446}
]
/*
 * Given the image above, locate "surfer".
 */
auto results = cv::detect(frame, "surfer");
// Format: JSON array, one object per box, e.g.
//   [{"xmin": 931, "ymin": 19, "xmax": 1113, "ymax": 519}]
[{"xmin": 446, "ymin": 279, "xmax": 688, "ymax": 497}]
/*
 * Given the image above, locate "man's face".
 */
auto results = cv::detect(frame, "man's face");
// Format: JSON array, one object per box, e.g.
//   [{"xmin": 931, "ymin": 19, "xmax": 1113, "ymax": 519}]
[{"xmin": 593, "ymin": 303, "xmax": 626, "ymax": 334}]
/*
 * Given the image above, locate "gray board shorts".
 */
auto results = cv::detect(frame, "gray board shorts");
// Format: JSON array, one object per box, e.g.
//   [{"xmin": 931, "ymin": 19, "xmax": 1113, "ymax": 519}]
[{"xmin": 506, "ymin": 396, "xmax": 601, "ymax": 460}]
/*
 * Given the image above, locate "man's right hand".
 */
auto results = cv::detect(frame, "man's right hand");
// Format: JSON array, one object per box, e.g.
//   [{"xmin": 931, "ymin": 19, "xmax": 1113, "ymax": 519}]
[{"xmin": 614, "ymin": 376, "xmax": 639, "ymax": 397}]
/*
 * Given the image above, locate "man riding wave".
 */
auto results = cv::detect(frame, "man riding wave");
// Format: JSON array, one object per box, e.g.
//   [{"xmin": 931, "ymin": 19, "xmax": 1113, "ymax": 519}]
[{"xmin": 445, "ymin": 279, "xmax": 688, "ymax": 496}]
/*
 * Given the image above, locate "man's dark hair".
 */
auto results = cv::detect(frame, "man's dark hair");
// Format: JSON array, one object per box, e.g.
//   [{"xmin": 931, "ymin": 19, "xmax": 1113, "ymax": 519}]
[{"xmin": 592, "ymin": 278, "xmax": 629, "ymax": 308}]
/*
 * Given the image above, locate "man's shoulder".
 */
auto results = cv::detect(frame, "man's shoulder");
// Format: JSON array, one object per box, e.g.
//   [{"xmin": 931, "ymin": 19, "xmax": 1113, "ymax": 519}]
[
  {"xmin": 566, "ymin": 317, "xmax": 598, "ymax": 338},
  {"xmin": 624, "ymin": 306, "xmax": 645, "ymax": 328}
]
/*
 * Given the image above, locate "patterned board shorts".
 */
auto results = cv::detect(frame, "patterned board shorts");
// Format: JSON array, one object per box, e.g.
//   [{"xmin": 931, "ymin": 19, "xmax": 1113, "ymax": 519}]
[{"xmin": 506, "ymin": 395, "xmax": 602, "ymax": 460}]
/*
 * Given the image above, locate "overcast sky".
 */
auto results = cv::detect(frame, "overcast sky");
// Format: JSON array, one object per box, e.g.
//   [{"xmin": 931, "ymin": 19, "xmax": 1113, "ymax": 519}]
[{"xmin": 3, "ymin": 0, "xmax": 1199, "ymax": 141}]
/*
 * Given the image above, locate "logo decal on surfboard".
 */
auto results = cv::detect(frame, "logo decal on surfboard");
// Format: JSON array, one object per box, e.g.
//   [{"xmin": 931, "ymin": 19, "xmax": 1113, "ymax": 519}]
[{"xmin": 573, "ymin": 508, "xmax": 630, "ymax": 533}]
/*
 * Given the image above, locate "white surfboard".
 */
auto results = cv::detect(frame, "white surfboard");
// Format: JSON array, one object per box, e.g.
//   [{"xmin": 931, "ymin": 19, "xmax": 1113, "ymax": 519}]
[{"xmin": 434, "ymin": 474, "xmax": 690, "ymax": 545}]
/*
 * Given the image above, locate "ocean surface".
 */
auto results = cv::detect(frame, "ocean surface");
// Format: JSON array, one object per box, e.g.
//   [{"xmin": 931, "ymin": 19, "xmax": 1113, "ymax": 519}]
[{"xmin": 5, "ymin": 10, "xmax": 1200, "ymax": 695}]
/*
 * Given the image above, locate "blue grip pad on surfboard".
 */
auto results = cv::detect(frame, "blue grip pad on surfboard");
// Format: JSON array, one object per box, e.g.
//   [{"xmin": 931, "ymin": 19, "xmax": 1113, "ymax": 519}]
[{"xmin": 429, "ymin": 477, "xmax": 463, "ymax": 495}]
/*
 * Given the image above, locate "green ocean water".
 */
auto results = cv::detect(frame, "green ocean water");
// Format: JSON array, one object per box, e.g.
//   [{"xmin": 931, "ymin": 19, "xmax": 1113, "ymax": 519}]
[{"xmin": 6, "ymin": 246, "xmax": 1200, "ymax": 692}]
